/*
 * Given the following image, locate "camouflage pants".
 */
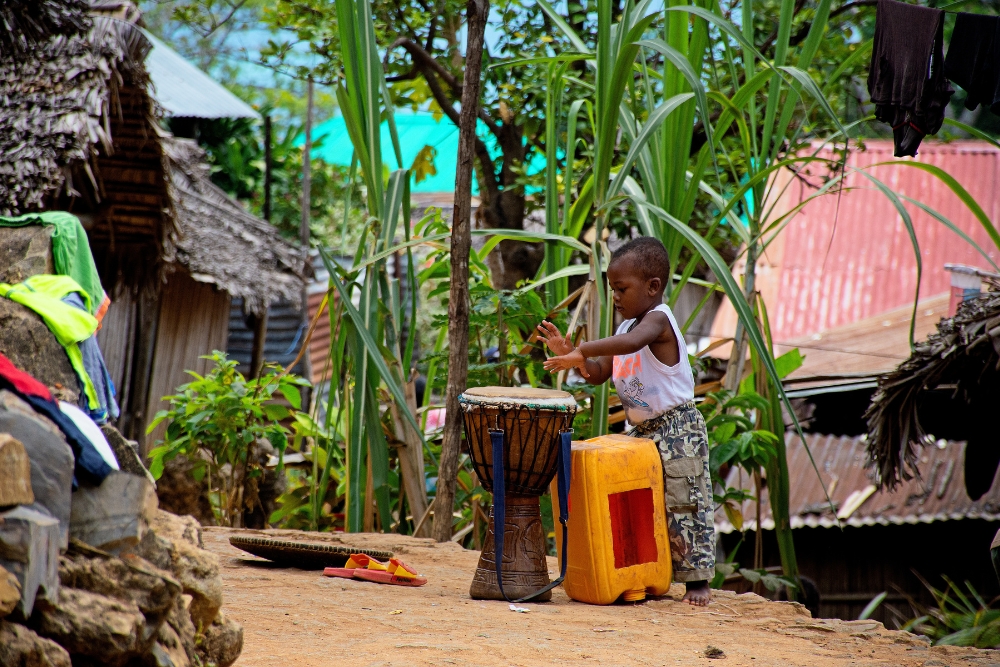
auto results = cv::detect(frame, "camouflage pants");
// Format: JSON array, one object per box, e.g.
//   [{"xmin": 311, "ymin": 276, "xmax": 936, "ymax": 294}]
[{"xmin": 627, "ymin": 401, "xmax": 716, "ymax": 583}]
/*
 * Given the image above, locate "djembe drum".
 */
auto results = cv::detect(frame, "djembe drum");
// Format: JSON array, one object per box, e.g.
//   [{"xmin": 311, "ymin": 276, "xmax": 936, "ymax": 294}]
[{"xmin": 459, "ymin": 387, "xmax": 577, "ymax": 601}]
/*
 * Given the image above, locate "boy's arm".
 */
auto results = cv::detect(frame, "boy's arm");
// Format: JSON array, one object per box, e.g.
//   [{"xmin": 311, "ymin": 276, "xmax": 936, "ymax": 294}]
[
  {"xmin": 541, "ymin": 312, "xmax": 670, "ymax": 383},
  {"xmin": 578, "ymin": 311, "xmax": 670, "ymax": 358},
  {"xmin": 580, "ymin": 355, "xmax": 613, "ymax": 385}
]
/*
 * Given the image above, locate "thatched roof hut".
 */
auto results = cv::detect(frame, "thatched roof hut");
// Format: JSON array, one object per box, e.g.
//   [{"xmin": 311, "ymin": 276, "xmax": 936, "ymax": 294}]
[
  {"xmin": 866, "ymin": 285, "xmax": 1000, "ymax": 490},
  {"xmin": 162, "ymin": 136, "xmax": 302, "ymax": 314},
  {"xmin": 0, "ymin": 0, "xmax": 304, "ymax": 447}
]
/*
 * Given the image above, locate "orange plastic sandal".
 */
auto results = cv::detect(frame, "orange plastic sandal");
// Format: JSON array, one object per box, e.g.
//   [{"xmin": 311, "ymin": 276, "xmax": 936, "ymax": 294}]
[
  {"xmin": 323, "ymin": 553, "xmax": 388, "ymax": 579},
  {"xmin": 352, "ymin": 558, "xmax": 427, "ymax": 587}
]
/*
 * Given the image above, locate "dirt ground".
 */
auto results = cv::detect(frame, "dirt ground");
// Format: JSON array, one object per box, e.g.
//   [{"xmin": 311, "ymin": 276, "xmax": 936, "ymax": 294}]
[{"xmin": 203, "ymin": 527, "xmax": 998, "ymax": 667}]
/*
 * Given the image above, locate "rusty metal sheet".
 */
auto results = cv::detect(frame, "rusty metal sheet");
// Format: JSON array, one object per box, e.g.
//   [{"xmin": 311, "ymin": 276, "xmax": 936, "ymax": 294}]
[
  {"xmin": 710, "ymin": 140, "xmax": 1000, "ymax": 346},
  {"xmin": 715, "ymin": 431, "xmax": 1000, "ymax": 533}
]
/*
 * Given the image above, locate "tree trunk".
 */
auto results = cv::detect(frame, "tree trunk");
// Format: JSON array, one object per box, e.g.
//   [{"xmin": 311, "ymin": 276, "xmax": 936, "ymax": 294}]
[
  {"xmin": 433, "ymin": 0, "xmax": 489, "ymax": 542},
  {"xmin": 390, "ymin": 378, "xmax": 429, "ymax": 536}
]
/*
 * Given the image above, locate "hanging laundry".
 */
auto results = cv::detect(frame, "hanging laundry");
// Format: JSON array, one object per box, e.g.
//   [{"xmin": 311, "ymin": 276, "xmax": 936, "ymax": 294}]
[
  {"xmin": 945, "ymin": 13, "xmax": 1000, "ymax": 114},
  {"xmin": 0, "ymin": 350, "xmax": 51, "ymax": 399},
  {"xmin": 62, "ymin": 291, "xmax": 120, "ymax": 422},
  {"xmin": 0, "ymin": 211, "xmax": 110, "ymax": 323},
  {"xmin": 58, "ymin": 400, "xmax": 120, "ymax": 472},
  {"xmin": 0, "ymin": 352, "xmax": 113, "ymax": 485},
  {"xmin": 868, "ymin": 0, "xmax": 953, "ymax": 157},
  {"xmin": 0, "ymin": 275, "xmax": 102, "ymax": 416}
]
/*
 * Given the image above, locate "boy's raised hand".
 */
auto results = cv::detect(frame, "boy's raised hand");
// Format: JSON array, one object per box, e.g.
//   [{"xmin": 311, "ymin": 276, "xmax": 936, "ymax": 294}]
[
  {"xmin": 536, "ymin": 321, "xmax": 574, "ymax": 355},
  {"xmin": 537, "ymin": 321, "xmax": 590, "ymax": 379}
]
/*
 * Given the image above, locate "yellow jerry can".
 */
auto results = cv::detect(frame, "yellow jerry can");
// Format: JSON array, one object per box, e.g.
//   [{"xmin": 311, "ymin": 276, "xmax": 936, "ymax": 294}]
[{"xmin": 551, "ymin": 434, "xmax": 672, "ymax": 604}]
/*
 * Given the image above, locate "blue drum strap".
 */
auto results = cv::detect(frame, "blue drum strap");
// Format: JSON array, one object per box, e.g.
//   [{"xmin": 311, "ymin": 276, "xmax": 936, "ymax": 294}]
[
  {"xmin": 490, "ymin": 428, "xmax": 573, "ymax": 603},
  {"xmin": 489, "ymin": 429, "xmax": 508, "ymax": 601}
]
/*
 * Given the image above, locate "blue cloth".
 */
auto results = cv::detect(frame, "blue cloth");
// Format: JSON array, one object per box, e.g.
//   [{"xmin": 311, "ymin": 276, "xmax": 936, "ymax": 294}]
[
  {"xmin": 0, "ymin": 373, "xmax": 113, "ymax": 486},
  {"xmin": 62, "ymin": 292, "xmax": 119, "ymax": 424},
  {"xmin": 21, "ymin": 393, "xmax": 113, "ymax": 486}
]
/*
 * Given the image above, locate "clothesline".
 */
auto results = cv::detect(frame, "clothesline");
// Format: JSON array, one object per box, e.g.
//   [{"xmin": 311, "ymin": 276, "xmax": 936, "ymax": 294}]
[
  {"xmin": 936, "ymin": 0, "xmax": 997, "ymax": 14},
  {"xmin": 840, "ymin": 0, "xmax": 999, "ymax": 14},
  {"xmin": 866, "ymin": 0, "xmax": 1000, "ymax": 157}
]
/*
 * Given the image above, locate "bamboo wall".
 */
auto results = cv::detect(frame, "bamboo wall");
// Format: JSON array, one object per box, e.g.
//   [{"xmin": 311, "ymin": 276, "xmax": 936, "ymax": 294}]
[{"xmin": 144, "ymin": 271, "xmax": 231, "ymax": 450}]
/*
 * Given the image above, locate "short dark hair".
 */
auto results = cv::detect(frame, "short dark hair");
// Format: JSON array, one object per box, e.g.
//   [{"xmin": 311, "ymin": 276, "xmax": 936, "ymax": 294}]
[{"xmin": 609, "ymin": 236, "xmax": 671, "ymax": 286}]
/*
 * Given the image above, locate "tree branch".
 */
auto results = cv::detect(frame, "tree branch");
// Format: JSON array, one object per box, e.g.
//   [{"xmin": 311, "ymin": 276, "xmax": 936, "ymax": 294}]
[
  {"xmin": 790, "ymin": 0, "xmax": 877, "ymax": 46},
  {"xmin": 420, "ymin": 68, "xmax": 500, "ymax": 199},
  {"xmin": 393, "ymin": 38, "xmax": 463, "ymax": 94}
]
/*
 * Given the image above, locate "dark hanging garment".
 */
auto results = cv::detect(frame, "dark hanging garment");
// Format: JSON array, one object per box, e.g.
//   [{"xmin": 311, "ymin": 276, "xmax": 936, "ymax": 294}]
[
  {"xmin": 868, "ymin": 0, "xmax": 953, "ymax": 157},
  {"xmin": 945, "ymin": 13, "xmax": 1000, "ymax": 114}
]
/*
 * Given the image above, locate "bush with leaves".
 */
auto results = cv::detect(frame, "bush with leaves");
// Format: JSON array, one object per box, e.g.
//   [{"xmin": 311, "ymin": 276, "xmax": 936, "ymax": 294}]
[
  {"xmin": 147, "ymin": 351, "xmax": 310, "ymax": 527},
  {"xmin": 904, "ymin": 576, "xmax": 1000, "ymax": 648}
]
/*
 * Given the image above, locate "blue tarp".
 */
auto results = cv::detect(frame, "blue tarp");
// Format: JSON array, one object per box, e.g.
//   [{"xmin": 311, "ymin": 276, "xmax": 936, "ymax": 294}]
[{"xmin": 304, "ymin": 109, "xmax": 545, "ymax": 194}]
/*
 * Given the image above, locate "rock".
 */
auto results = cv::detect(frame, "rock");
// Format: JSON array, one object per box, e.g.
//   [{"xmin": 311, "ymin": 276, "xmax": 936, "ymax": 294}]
[
  {"xmin": 0, "ymin": 505, "xmax": 60, "ymax": 618},
  {"xmin": 0, "ymin": 300, "xmax": 79, "ymax": 404},
  {"xmin": 70, "ymin": 470, "xmax": 158, "ymax": 553},
  {"xmin": 154, "ymin": 456, "xmax": 216, "ymax": 526},
  {"xmin": 101, "ymin": 424, "xmax": 156, "ymax": 485},
  {"xmin": 31, "ymin": 586, "xmax": 148, "ymax": 667},
  {"xmin": 166, "ymin": 594, "xmax": 197, "ymax": 662},
  {"xmin": 0, "ymin": 390, "xmax": 74, "ymax": 548},
  {"xmin": 123, "ymin": 510, "xmax": 222, "ymax": 628},
  {"xmin": 0, "ymin": 563, "xmax": 20, "ymax": 617},
  {"xmin": 0, "ymin": 224, "xmax": 54, "ymax": 284},
  {"xmin": 147, "ymin": 621, "xmax": 190, "ymax": 667},
  {"xmin": 0, "ymin": 619, "xmax": 71, "ymax": 667},
  {"xmin": 196, "ymin": 611, "xmax": 243, "ymax": 667},
  {"xmin": 58, "ymin": 550, "xmax": 179, "ymax": 633},
  {"xmin": 0, "ymin": 433, "xmax": 33, "ymax": 507}
]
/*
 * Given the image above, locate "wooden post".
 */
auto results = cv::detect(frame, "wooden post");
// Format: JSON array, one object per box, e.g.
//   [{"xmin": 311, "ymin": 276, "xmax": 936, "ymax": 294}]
[
  {"xmin": 263, "ymin": 115, "xmax": 273, "ymax": 223},
  {"xmin": 300, "ymin": 78, "xmax": 315, "ymax": 388},
  {"xmin": 250, "ymin": 116, "xmax": 273, "ymax": 382},
  {"xmin": 249, "ymin": 309, "xmax": 269, "ymax": 379},
  {"xmin": 129, "ymin": 290, "xmax": 160, "ymax": 456},
  {"xmin": 433, "ymin": 0, "xmax": 489, "ymax": 543}
]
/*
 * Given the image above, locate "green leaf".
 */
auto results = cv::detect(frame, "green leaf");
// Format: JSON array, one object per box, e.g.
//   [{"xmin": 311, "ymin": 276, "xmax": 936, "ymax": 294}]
[
  {"xmin": 264, "ymin": 404, "xmax": 291, "ymax": 421},
  {"xmin": 858, "ymin": 592, "xmax": 887, "ymax": 620},
  {"xmin": 147, "ymin": 445, "xmax": 171, "ymax": 480},
  {"xmin": 324, "ymin": 250, "xmax": 426, "ymax": 450},
  {"xmin": 740, "ymin": 348, "xmax": 804, "ymax": 393},
  {"xmin": 278, "ymin": 384, "xmax": 302, "ymax": 410}
]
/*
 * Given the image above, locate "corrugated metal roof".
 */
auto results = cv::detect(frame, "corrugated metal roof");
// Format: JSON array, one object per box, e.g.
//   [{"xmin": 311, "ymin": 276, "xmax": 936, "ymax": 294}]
[
  {"xmin": 227, "ymin": 299, "xmax": 306, "ymax": 377},
  {"xmin": 714, "ymin": 432, "xmax": 1000, "ymax": 533},
  {"xmin": 710, "ymin": 140, "xmax": 1000, "ymax": 345},
  {"xmin": 776, "ymin": 293, "xmax": 949, "ymax": 381},
  {"xmin": 142, "ymin": 30, "xmax": 260, "ymax": 120}
]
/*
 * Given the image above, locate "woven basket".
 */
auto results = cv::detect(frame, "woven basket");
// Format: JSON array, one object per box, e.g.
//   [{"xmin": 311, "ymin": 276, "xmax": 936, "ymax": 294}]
[{"xmin": 229, "ymin": 536, "xmax": 393, "ymax": 570}]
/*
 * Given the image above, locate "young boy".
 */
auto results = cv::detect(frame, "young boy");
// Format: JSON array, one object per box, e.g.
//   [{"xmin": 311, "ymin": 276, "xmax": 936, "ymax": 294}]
[{"xmin": 537, "ymin": 236, "xmax": 715, "ymax": 606}]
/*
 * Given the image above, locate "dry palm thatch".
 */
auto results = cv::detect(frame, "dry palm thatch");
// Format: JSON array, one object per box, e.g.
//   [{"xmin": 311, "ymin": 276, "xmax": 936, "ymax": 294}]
[
  {"xmin": 0, "ymin": 4, "xmax": 151, "ymax": 215},
  {"xmin": 162, "ymin": 137, "xmax": 305, "ymax": 315},
  {"xmin": 0, "ymin": 0, "xmax": 303, "ymax": 310},
  {"xmin": 865, "ymin": 285, "xmax": 1000, "ymax": 490},
  {"xmin": 0, "ymin": 0, "xmax": 90, "ymax": 56}
]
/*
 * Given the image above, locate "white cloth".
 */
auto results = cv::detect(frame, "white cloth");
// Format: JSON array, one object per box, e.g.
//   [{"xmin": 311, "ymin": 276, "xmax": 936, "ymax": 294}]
[
  {"xmin": 611, "ymin": 303, "xmax": 694, "ymax": 426},
  {"xmin": 58, "ymin": 401, "xmax": 119, "ymax": 471}
]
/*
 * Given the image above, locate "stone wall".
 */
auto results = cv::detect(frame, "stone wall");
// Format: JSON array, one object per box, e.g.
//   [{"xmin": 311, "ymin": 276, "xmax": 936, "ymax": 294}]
[{"xmin": 0, "ymin": 224, "xmax": 242, "ymax": 666}]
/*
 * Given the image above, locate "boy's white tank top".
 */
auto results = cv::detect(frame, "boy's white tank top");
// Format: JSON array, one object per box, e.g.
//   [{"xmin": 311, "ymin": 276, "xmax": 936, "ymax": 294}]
[{"xmin": 611, "ymin": 303, "xmax": 694, "ymax": 427}]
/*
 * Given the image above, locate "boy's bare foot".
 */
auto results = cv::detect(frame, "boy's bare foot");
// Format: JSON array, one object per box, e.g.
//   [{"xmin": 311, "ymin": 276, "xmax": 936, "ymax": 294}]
[{"xmin": 683, "ymin": 580, "xmax": 711, "ymax": 606}]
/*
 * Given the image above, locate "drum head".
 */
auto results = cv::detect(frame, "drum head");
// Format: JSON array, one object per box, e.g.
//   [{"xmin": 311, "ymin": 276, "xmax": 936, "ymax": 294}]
[{"xmin": 460, "ymin": 386, "xmax": 577, "ymax": 410}]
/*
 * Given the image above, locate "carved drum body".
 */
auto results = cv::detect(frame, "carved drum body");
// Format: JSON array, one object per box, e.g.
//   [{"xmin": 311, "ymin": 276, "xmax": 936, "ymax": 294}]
[{"xmin": 459, "ymin": 387, "xmax": 577, "ymax": 601}]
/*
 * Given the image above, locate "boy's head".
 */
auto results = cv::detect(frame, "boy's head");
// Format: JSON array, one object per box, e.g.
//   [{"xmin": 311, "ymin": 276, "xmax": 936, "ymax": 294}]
[{"xmin": 607, "ymin": 236, "xmax": 671, "ymax": 318}]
